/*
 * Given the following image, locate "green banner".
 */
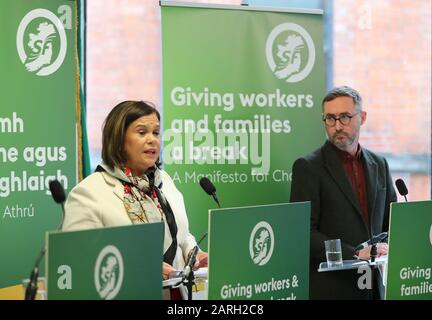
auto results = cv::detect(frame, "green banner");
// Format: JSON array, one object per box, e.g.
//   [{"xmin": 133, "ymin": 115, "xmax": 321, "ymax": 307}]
[
  {"xmin": 0, "ymin": 0, "xmax": 78, "ymax": 291},
  {"xmin": 208, "ymin": 202, "xmax": 310, "ymax": 300},
  {"xmin": 161, "ymin": 3, "xmax": 325, "ymax": 249},
  {"xmin": 47, "ymin": 223, "xmax": 163, "ymax": 300},
  {"xmin": 385, "ymin": 201, "xmax": 432, "ymax": 300}
]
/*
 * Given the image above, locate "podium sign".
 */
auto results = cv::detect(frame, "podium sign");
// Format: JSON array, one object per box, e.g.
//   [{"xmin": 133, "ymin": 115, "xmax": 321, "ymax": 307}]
[
  {"xmin": 46, "ymin": 223, "xmax": 163, "ymax": 300},
  {"xmin": 385, "ymin": 200, "xmax": 432, "ymax": 300},
  {"xmin": 208, "ymin": 202, "xmax": 310, "ymax": 300}
]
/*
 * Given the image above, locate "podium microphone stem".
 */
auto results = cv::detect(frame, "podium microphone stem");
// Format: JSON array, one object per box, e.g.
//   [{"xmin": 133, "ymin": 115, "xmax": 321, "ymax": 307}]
[
  {"xmin": 369, "ymin": 244, "xmax": 378, "ymax": 300},
  {"xmin": 370, "ymin": 244, "xmax": 377, "ymax": 263},
  {"xmin": 187, "ymin": 270, "xmax": 194, "ymax": 301}
]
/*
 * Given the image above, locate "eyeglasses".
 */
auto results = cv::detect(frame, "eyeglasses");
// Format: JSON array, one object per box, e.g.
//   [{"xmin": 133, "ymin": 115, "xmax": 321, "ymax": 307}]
[{"xmin": 322, "ymin": 112, "xmax": 360, "ymax": 127}]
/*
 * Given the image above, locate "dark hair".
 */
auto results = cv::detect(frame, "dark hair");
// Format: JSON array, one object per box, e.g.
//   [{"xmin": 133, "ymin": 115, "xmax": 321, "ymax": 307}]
[
  {"xmin": 101, "ymin": 100, "xmax": 161, "ymax": 168},
  {"xmin": 322, "ymin": 85, "xmax": 363, "ymax": 111}
]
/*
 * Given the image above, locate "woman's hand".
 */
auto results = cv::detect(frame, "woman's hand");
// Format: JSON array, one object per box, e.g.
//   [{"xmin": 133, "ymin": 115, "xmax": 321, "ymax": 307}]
[
  {"xmin": 194, "ymin": 251, "xmax": 208, "ymax": 269},
  {"xmin": 162, "ymin": 262, "xmax": 177, "ymax": 280}
]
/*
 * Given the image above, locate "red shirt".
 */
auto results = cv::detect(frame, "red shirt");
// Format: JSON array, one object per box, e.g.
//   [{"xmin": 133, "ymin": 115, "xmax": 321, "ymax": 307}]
[{"xmin": 332, "ymin": 144, "xmax": 369, "ymax": 226}]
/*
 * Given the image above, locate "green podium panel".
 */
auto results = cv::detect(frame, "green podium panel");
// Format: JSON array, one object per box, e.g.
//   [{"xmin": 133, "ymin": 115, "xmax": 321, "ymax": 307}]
[
  {"xmin": 208, "ymin": 202, "xmax": 310, "ymax": 300},
  {"xmin": 386, "ymin": 200, "xmax": 432, "ymax": 300},
  {"xmin": 46, "ymin": 223, "xmax": 163, "ymax": 300}
]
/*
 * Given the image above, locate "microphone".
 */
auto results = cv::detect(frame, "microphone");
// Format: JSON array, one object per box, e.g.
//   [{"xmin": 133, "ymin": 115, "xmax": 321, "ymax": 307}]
[
  {"xmin": 49, "ymin": 179, "xmax": 66, "ymax": 229},
  {"xmin": 395, "ymin": 178, "xmax": 408, "ymax": 202},
  {"xmin": 25, "ymin": 179, "xmax": 66, "ymax": 300},
  {"xmin": 50, "ymin": 179, "xmax": 66, "ymax": 203},
  {"xmin": 355, "ymin": 232, "xmax": 388, "ymax": 251},
  {"xmin": 199, "ymin": 177, "xmax": 221, "ymax": 208}
]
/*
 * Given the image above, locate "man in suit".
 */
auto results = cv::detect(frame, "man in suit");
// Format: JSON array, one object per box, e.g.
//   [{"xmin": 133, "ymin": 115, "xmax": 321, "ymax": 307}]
[{"xmin": 290, "ymin": 86, "xmax": 397, "ymax": 299}]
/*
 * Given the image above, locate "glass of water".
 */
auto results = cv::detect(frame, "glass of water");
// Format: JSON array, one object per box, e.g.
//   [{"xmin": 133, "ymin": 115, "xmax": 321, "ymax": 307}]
[{"xmin": 324, "ymin": 239, "xmax": 343, "ymax": 267}]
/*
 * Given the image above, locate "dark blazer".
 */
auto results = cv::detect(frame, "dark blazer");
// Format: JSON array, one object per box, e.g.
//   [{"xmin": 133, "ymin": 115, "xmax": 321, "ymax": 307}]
[{"xmin": 290, "ymin": 140, "xmax": 397, "ymax": 299}]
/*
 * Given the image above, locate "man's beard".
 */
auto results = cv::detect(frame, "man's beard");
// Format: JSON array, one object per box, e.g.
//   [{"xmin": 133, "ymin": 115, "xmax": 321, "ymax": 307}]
[{"xmin": 331, "ymin": 131, "xmax": 356, "ymax": 150}]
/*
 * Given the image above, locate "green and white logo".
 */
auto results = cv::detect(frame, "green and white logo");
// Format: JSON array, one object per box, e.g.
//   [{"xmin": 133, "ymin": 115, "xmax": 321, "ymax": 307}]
[
  {"xmin": 94, "ymin": 245, "xmax": 124, "ymax": 300},
  {"xmin": 249, "ymin": 221, "xmax": 274, "ymax": 266},
  {"xmin": 16, "ymin": 8, "xmax": 67, "ymax": 76},
  {"xmin": 266, "ymin": 23, "xmax": 315, "ymax": 83}
]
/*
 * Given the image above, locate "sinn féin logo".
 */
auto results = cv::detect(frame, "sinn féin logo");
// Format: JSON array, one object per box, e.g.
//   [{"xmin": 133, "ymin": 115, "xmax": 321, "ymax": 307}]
[
  {"xmin": 16, "ymin": 9, "xmax": 67, "ymax": 76},
  {"xmin": 94, "ymin": 245, "xmax": 124, "ymax": 300},
  {"xmin": 249, "ymin": 221, "xmax": 275, "ymax": 266},
  {"xmin": 266, "ymin": 23, "xmax": 315, "ymax": 83}
]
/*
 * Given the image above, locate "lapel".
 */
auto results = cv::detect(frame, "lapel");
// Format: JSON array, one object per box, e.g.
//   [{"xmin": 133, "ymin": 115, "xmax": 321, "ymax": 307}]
[
  {"xmin": 100, "ymin": 172, "xmax": 124, "ymax": 201},
  {"xmin": 322, "ymin": 141, "xmax": 363, "ymax": 217},
  {"xmin": 361, "ymin": 148, "xmax": 378, "ymax": 222}
]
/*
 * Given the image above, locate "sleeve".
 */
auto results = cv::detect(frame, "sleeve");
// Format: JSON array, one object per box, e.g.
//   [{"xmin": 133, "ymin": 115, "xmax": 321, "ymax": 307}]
[
  {"xmin": 182, "ymin": 232, "xmax": 199, "ymax": 262},
  {"xmin": 62, "ymin": 176, "xmax": 104, "ymax": 231},
  {"xmin": 290, "ymin": 158, "xmax": 356, "ymax": 264},
  {"xmin": 383, "ymin": 158, "xmax": 398, "ymax": 232},
  {"xmin": 290, "ymin": 158, "xmax": 319, "ymax": 204}
]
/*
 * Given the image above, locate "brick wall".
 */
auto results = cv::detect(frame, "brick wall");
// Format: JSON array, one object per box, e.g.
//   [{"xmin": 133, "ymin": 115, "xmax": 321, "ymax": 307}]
[
  {"xmin": 86, "ymin": 0, "xmax": 431, "ymax": 199},
  {"xmin": 87, "ymin": 0, "xmax": 240, "ymax": 167},
  {"xmin": 87, "ymin": 0, "xmax": 162, "ymax": 164},
  {"xmin": 333, "ymin": 0, "xmax": 431, "ymax": 200}
]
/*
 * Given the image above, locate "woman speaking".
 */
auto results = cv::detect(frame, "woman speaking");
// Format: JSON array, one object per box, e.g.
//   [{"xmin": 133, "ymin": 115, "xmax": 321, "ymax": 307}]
[{"xmin": 62, "ymin": 100, "xmax": 208, "ymax": 297}]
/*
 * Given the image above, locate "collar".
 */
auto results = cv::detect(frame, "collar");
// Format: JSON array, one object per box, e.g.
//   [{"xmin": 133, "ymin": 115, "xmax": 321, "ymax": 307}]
[
  {"xmin": 330, "ymin": 141, "xmax": 362, "ymax": 161},
  {"xmin": 99, "ymin": 162, "xmax": 163, "ymax": 188}
]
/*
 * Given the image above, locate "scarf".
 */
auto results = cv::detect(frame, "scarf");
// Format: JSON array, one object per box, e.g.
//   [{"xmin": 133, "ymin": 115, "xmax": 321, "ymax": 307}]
[{"xmin": 98, "ymin": 163, "xmax": 178, "ymax": 265}]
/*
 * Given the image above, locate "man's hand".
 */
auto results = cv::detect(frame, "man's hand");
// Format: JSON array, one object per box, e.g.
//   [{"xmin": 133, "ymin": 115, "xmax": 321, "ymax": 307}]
[{"xmin": 357, "ymin": 242, "xmax": 388, "ymax": 259}]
